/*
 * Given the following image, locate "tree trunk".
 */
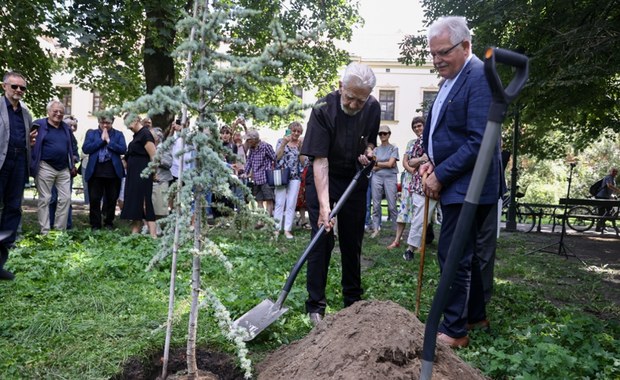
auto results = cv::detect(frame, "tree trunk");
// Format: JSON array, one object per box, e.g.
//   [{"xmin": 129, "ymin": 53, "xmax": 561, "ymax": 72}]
[
  {"xmin": 143, "ymin": 2, "xmax": 178, "ymax": 132},
  {"xmin": 186, "ymin": 128, "xmax": 206, "ymax": 377},
  {"xmin": 187, "ymin": 183, "xmax": 202, "ymax": 378}
]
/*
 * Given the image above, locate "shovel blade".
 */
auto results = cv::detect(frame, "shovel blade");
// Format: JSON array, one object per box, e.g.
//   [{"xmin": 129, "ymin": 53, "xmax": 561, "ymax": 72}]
[{"xmin": 232, "ymin": 299, "xmax": 289, "ymax": 341}]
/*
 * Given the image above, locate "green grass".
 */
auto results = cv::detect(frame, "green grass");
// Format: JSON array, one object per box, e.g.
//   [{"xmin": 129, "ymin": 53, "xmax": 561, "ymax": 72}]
[{"xmin": 0, "ymin": 215, "xmax": 618, "ymax": 379}]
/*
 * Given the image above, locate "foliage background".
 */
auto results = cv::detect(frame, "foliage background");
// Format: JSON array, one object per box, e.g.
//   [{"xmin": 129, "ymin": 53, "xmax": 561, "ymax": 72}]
[{"xmin": 398, "ymin": 0, "xmax": 620, "ymax": 160}]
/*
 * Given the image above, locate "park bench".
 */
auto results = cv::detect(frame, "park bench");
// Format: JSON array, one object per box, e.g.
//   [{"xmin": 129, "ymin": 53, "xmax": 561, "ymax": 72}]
[
  {"xmin": 557, "ymin": 198, "xmax": 620, "ymax": 236},
  {"xmin": 521, "ymin": 203, "xmax": 563, "ymax": 232}
]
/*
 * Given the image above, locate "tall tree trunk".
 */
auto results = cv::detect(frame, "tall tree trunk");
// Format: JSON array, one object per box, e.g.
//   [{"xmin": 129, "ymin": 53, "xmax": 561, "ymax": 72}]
[
  {"xmin": 143, "ymin": 2, "xmax": 178, "ymax": 131},
  {"xmin": 160, "ymin": 1, "xmax": 200, "ymax": 377},
  {"xmin": 186, "ymin": 159, "xmax": 203, "ymax": 378}
]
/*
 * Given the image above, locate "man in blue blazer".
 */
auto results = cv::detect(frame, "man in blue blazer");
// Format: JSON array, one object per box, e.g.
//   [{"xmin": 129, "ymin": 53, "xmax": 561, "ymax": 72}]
[
  {"xmin": 82, "ymin": 116, "xmax": 127, "ymax": 230},
  {"xmin": 0, "ymin": 71, "xmax": 34, "ymax": 280},
  {"xmin": 420, "ymin": 16, "xmax": 503, "ymax": 348}
]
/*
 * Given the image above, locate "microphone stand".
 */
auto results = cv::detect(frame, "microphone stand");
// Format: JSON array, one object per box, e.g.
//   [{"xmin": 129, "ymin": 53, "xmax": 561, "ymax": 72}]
[{"xmin": 526, "ymin": 162, "xmax": 584, "ymax": 264}]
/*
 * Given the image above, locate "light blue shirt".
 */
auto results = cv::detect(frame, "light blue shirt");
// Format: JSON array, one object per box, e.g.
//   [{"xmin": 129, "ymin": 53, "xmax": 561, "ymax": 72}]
[{"xmin": 428, "ymin": 54, "xmax": 474, "ymax": 163}]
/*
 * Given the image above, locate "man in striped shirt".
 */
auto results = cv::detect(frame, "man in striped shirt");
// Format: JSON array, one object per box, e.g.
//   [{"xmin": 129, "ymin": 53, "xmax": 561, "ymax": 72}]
[{"xmin": 243, "ymin": 129, "xmax": 276, "ymax": 217}]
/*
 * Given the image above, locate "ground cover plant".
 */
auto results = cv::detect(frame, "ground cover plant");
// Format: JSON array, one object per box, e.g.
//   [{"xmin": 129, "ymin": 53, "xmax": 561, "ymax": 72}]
[{"xmin": 0, "ymin": 210, "xmax": 618, "ymax": 379}]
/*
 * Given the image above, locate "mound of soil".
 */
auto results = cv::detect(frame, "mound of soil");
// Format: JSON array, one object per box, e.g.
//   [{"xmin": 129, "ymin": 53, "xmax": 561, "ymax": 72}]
[{"xmin": 257, "ymin": 300, "xmax": 486, "ymax": 380}]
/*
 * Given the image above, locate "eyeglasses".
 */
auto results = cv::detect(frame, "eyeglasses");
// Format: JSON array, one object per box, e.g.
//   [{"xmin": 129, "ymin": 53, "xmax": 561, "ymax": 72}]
[
  {"xmin": 430, "ymin": 40, "xmax": 464, "ymax": 59},
  {"xmin": 9, "ymin": 84, "xmax": 27, "ymax": 91},
  {"xmin": 378, "ymin": 132, "xmax": 390, "ymax": 136}
]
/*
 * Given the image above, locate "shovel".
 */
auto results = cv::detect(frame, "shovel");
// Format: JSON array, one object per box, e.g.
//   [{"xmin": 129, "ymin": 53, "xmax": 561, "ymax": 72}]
[
  {"xmin": 233, "ymin": 162, "xmax": 374, "ymax": 341},
  {"xmin": 419, "ymin": 48, "xmax": 529, "ymax": 380}
]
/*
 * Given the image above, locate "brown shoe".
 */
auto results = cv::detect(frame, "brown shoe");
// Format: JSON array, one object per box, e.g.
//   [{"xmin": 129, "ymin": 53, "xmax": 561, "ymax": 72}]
[
  {"xmin": 437, "ymin": 332, "xmax": 469, "ymax": 348},
  {"xmin": 308, "ymin": 312, "xmax": 323, "ymax": 326},
  {"xmin": 467, "ymin": 319, "xmax": 490, "ymax": 331}
]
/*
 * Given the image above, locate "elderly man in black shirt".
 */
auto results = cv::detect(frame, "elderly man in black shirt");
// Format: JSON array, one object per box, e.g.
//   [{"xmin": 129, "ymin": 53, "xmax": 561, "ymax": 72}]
[{"xmin": 301, "ymin": 62, "xmax": 381, "ymax": 324}]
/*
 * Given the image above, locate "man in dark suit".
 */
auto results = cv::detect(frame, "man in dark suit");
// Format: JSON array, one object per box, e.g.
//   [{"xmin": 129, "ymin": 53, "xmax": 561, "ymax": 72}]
[
  {"xmin": 0, "ymin": 71, "xmax": 35, "ymax": 280},
  {"xmin": 419, "ymin": 16, "xmax": 502, "ymax": 348}
]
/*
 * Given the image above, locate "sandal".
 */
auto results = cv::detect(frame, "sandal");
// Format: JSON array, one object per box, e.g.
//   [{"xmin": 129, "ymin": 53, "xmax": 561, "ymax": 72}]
[
  {"xmin": 301, "ymin": 222, "xmax": 311, "ymax": 230},
  {"xmin": 387, "ymin": 241, "xmax": 400, "ymax": 249}
]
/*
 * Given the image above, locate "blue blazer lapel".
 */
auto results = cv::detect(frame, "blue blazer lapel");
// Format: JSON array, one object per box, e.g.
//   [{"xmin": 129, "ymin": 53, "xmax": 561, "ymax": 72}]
[{"xmin": 432, "ymin": 57, "xmax": 479, "ymax": 132}]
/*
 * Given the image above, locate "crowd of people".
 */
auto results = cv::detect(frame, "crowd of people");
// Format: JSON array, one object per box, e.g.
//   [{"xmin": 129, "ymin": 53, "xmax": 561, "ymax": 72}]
[{"xmin": 5, "ymin": 14, "xmax": 611, "ymax": 353}]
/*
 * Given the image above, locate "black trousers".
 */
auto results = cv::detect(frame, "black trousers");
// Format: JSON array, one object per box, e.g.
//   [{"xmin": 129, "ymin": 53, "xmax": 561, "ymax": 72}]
[
  {"xmin": 304, "ymin": 167, "xmax": 368, "ymax": 314},
  {"xmin": 88, "ymin": 177, "xmax": 121, "ymax": 228},
  {"xmin": 595, "ymin": 196, "xmax": 613, "ymax": 229}
]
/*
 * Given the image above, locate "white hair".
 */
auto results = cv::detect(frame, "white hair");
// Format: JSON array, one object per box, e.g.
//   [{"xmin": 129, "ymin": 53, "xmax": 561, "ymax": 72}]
[
  {"xmin": 427, "ymin": 16, "xmax": 472, "ymax": 46},
  {"xmin": 46, "ymin": 100, "xmax": 65, "ymax": 112},
  {"xmin": 342, "ymin": 62, "xmax": 376, "ymax": 91}
]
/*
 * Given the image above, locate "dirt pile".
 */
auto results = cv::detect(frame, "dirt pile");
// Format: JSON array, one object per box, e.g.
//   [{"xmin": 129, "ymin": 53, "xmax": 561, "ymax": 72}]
[{"xmin": 257, "ymin": 300, "xmax": 486, "ymax": 380}]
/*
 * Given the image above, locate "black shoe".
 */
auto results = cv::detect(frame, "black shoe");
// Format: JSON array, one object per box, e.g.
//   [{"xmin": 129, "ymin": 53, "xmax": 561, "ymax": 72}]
[
  {"xmin": 426, "ymin": 224, "xmax": 435, "ymax": 244},
  {"xmin": 403, "ymin": 249, "xmax": 414, "ymax": 261},
  {"xmin": 0, "ymin": 269, "xmax": 15, "ymax": 280}
]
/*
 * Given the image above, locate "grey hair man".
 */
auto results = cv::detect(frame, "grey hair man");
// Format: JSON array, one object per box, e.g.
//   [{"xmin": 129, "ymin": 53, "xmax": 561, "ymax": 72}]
[
  {"xmin": 0, "ymin": 71, "xmax": 35, "ymax": 280},
  {"xmin": 418, "ymin": 16, "xmax": 501, "ymax": 348},
  {"xmin": 300, "ymin": 62, "xmax": 381, "ymax": 324},
  {"xmin": 30, "ymin": 100, "xmax": 77, "ymax": 234}
]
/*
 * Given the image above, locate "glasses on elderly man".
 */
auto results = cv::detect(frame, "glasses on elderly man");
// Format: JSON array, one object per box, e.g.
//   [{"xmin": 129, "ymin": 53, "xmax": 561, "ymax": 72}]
[
  {"xmin": 9, "ymin": 84, "xmax": 27, "ymax": 91},
  {"xmin": 430, "ymin": 40, "xmax": 464, "ymax": 58}
]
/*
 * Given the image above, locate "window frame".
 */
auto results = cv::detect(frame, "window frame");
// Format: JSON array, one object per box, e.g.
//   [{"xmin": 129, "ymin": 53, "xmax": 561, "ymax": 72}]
[
  {"xmin": 378, "ymin": 89, "xmax": 396, "ymax": 121},
  {"xmin": 57, "ymin": 87, "xmax": 73, "ymax": 116}
]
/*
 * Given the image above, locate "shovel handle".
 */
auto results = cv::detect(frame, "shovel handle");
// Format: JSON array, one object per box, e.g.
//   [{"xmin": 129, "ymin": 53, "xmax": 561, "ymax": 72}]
[
  {"xmin": 484, "ymin": 48, "xmax": 529, "ymax": 122},
  {"xmin": 275, "ymin": 161, "xmax": 375, "ymax": 309}
]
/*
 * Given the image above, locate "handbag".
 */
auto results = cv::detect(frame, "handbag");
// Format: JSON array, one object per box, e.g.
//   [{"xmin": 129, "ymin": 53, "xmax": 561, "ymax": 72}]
[{"xmin": 266, "ymin": 167, "xmax": 290, "ymax": 187}]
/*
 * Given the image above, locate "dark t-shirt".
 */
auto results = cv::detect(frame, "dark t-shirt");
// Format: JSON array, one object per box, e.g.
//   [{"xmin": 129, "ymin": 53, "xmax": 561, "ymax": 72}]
[
  {"xmin": 301, "ymin": 90, "xmax": 381, "ymax": 178},
  {"xmin": 596, "ymin": 174, "xmax": 616, "ymax": 199},
  {"xmin": 127, "ymin": 127, "xmax": 155, "ymax": 158},
  {"xmin": 6, "ymin": 97, "xmax": 26, "ymax": 149},
  {"xmin": 41, "ymin": 123, "xmax": 70, "ymax": 171}
]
